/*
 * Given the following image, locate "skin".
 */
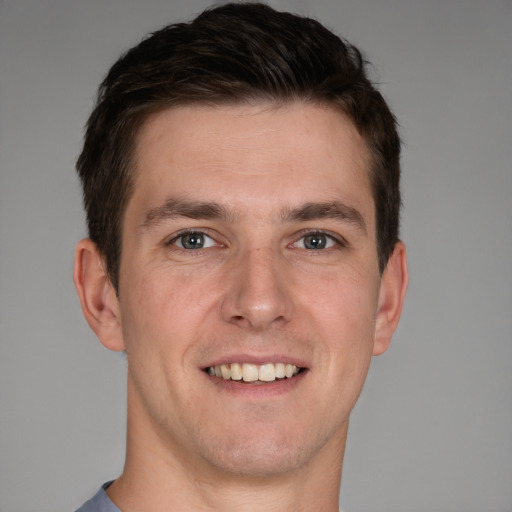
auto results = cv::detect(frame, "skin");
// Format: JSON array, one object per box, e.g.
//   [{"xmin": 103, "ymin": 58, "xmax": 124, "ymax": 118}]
[{"xmin": 74, "ymin": 102, "xmax": 408, "ymax": 511}]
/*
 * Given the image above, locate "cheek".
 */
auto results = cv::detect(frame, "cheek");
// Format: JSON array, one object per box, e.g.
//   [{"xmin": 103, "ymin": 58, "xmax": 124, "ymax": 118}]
[
  {"xmin": 119, "ymin": 266, "xmax": 220, "ymax": 359},
  {"xmin": 118, "ymin": 270, "xmax": 211, "ymax": 415},
  {"xmin": 308, "ymin": 266, "xmax": 379, "ymax": 330},
  {"xmin": 306, "ymin": 269, "xmax": 380, "ymax": 373}
]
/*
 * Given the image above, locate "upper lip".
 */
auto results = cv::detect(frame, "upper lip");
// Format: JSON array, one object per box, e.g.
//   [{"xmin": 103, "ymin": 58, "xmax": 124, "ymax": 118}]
[{"xmin": 202, "ymin": 354, "xmax": 309, "ymax": 369}]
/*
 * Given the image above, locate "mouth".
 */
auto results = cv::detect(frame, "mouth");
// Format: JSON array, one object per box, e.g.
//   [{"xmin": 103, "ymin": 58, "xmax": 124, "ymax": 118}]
[{"xmin": 203, "ymin": 362, "xmax": 305, "ymax": 383}]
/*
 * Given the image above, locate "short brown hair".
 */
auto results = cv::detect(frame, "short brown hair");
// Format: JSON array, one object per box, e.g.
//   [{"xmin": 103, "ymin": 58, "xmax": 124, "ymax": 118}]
[{"xmin": 77, "ymin": 2, "xmax": 401, "ymax": 291}]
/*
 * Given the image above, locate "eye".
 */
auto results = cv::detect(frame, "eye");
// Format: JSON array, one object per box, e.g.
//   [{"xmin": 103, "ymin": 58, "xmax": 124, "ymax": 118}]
[
  {"xmin": 171, "ymin": 231, "xmax": 216, "ymax": 250},
  {"xmin": 294, "ymin": 232, "xmax": 339, "ymax": 250}
]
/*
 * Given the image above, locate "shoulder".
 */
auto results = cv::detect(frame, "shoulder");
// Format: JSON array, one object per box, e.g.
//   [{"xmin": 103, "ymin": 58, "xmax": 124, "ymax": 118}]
[{"xmin": 75, "ymin": 482, "xmax": 120, "ymax": 512}]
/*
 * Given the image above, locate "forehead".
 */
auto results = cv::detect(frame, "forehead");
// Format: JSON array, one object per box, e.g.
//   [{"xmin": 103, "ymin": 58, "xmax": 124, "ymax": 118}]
[{"xmin": 129, "ymin": 102, "xmax": 374, "ymax": 225}]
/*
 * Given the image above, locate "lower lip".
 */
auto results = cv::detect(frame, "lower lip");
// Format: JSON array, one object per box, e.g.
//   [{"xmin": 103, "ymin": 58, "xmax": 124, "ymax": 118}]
[{"xmin": 203, "ymin": 370, "xmax": 308, "ymax": 399}]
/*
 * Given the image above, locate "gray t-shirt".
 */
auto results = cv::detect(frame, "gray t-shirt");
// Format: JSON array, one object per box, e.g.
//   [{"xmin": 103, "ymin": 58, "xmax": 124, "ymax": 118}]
[{"xmin": 75, "ymin": 482, "xmax": 120, "ymax": 512}]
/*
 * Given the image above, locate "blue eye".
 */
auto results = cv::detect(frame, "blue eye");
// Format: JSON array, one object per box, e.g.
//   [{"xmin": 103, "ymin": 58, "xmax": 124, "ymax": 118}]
[
  {"xmin": 296, "ymin": 233, "xmax": 337, "ymax": 250},
  {"xmin": 172, "ymin": 232, "xmax": 216, "ymax": 250}
]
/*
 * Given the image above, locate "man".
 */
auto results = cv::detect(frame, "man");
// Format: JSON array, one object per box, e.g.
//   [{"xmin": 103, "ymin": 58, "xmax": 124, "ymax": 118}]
[{"xmin": 73, "ymin": 3, "xmax": 407, "ymax": 511}]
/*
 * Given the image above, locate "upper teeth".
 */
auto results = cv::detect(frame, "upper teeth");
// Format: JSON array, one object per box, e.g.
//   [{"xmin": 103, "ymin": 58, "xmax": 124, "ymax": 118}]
[{"xmin": 207, "ymin": 363, "xmax": 300, "ymax": 382}]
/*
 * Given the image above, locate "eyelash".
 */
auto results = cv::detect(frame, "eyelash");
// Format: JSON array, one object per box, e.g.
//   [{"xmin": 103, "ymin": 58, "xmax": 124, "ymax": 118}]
[
  {"xmin": 290, "ymin": 230, "xmax": 347, "ymax": 251},
  {"xmin": 165, "ymin": 229, "xmax": 347, "ymax": 252},
  {"xmin": 166, "ymin": 229, "xmax": 220, "ymax": 251}
]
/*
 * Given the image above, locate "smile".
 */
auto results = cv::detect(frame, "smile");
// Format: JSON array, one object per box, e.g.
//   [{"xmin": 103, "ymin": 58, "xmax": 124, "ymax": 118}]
[{"xmin": 205, "ymin": 363, "xmax": 302, "ymax": 382}]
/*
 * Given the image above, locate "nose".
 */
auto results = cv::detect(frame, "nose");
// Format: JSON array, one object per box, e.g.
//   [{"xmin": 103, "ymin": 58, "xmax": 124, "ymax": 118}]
[{"xmin": 221, "ymin": 246, "xmax": 292, "ymax": 331}]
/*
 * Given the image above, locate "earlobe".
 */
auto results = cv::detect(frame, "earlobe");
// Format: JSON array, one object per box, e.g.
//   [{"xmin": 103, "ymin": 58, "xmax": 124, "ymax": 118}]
[
  {"xmin": 373, "ymin": 241, "xmax": 408, "ymax": 356},
  {"xmin": 73, "ymin": 238, "xmax": 125, "ymax": 352}
]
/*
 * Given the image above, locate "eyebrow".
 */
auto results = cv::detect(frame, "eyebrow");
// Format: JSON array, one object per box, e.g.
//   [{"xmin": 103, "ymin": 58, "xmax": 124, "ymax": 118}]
[
  {"xmin": 141, "ymin": 198, "xmax": 234, "ymax": 229},
  {"xmin": 141, "ymin": 198, "xmax": 366, "ymax": 233},
  {"xmin": 280, "ymin": 201, "xmax": 367, "ymax": 233}
]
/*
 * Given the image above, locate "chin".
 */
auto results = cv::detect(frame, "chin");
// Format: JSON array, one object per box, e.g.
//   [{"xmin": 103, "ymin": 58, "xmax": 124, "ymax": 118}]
[
  {"xmin": 209, "ymin": 445, "xmax": 308, "ymax": 477},
  {"xmin": 196, "ymin": 424, "xmax": 334, "ymax": 478}
]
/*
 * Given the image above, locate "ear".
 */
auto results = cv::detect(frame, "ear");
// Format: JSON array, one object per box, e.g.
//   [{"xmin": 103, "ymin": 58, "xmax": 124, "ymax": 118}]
[
  {"xmin": 373, "ymin": 241, "xmax": 408, "ymax": 356},
  {"xmin": 73, "ymin": 238, "xmax": 125, "ymax": 352}
]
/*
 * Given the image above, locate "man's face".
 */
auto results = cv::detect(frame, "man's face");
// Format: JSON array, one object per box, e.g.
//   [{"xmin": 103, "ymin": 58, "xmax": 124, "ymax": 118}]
[{"xmin": 116, "ymin": 103, "xmax": 386, "ymax": 477}]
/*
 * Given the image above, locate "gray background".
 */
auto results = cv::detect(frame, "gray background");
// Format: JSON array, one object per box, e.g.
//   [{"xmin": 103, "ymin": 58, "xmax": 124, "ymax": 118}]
[{"xmin": 1, "ymin": 1, "xmax": 511, "ymax": 511}]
